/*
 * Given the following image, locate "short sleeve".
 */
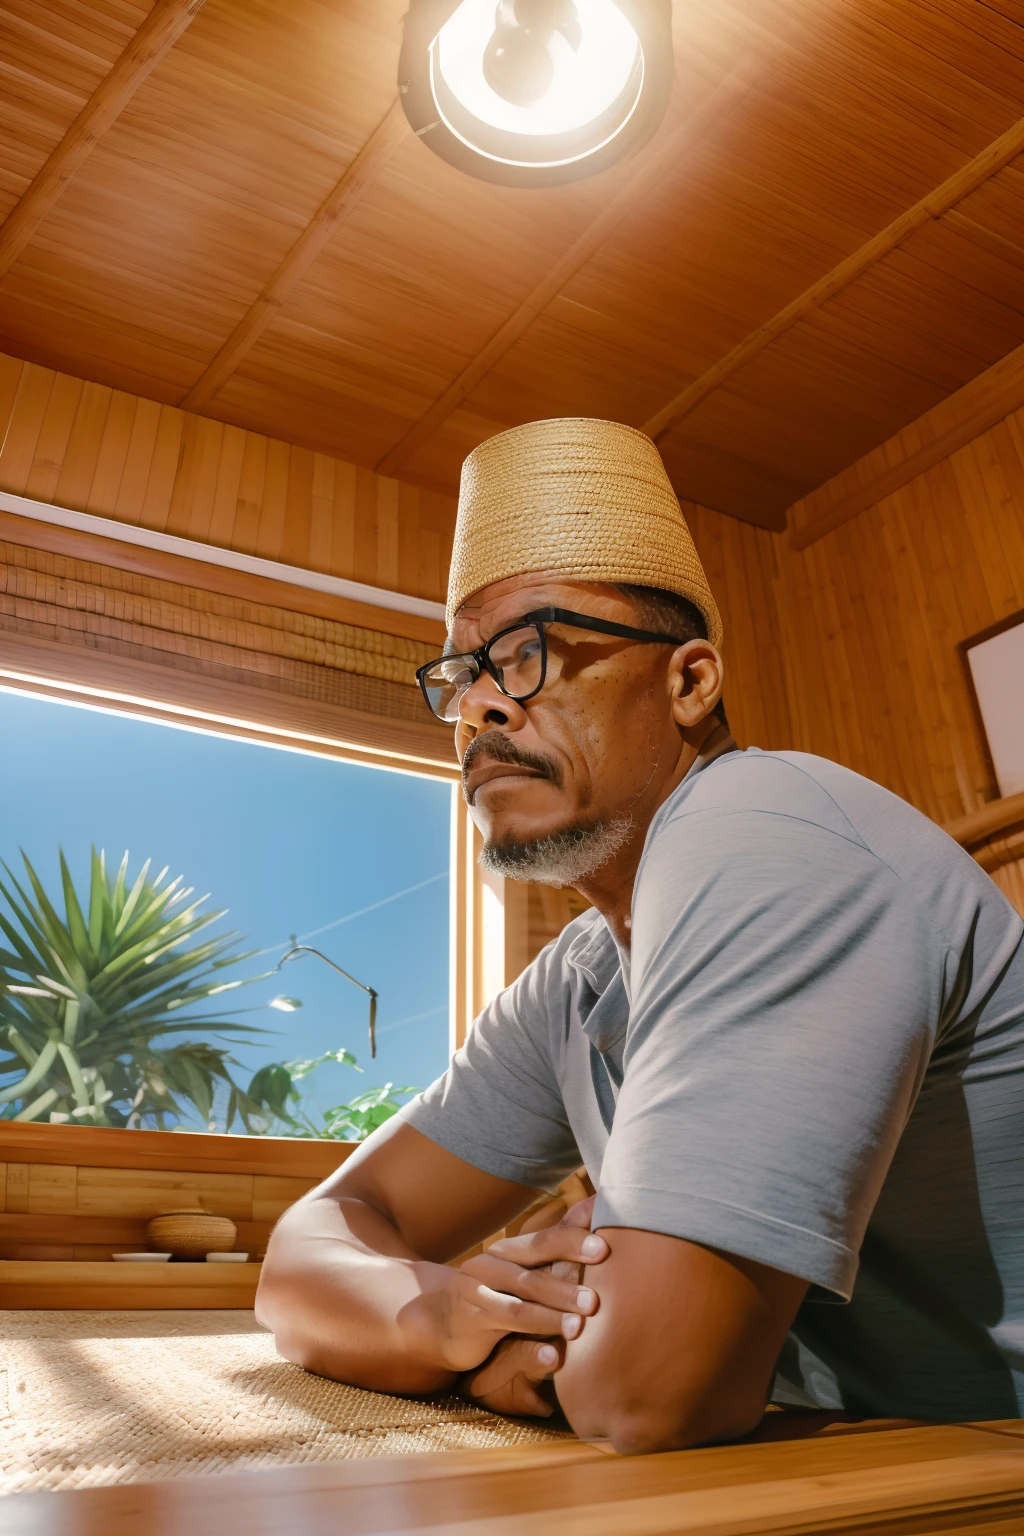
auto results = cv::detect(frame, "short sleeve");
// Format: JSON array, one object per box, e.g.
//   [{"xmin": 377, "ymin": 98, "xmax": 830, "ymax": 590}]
[
  {"xmin": 593, "ymin": 808, "xmax": 940, "ymax": 1298},
  {"xmin": 398, "ymin": 943, "xmax": 582, "ymax": 1192}
]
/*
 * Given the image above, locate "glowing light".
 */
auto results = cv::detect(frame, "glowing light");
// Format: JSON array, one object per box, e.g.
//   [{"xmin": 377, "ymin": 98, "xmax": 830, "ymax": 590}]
[{"xmin": 435, "ymin": 0, "xmax": 640, "ymax": 139}]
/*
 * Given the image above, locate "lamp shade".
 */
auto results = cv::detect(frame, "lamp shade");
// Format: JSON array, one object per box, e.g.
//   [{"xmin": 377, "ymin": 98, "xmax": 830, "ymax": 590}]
[{"xmin": 399, "ymin": 0, "xmax": 672, "ymax": 187}]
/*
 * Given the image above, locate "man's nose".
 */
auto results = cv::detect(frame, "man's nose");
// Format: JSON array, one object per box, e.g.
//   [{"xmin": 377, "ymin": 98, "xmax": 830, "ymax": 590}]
[{"xmin": 456, "ymin": 671, "xmax": 528, "ymax": 745}]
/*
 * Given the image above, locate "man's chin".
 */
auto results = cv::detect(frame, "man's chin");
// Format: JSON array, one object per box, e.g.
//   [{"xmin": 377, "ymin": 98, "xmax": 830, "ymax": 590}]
[{"xmin": 478, "ymin": 814, "xmax": 634, "ymax": 887}]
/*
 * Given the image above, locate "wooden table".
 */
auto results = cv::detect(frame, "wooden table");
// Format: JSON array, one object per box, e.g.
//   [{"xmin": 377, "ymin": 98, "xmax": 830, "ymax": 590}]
[{"xmin": 3, "ymin": 1417, "xmax": 1024, "ymax": 1535}]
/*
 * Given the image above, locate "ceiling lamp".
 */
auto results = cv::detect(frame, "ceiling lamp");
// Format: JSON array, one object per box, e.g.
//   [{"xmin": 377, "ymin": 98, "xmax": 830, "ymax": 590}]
[{"xmin": 399, "ymin": 0, "xmax": 672, "ymax": 186}]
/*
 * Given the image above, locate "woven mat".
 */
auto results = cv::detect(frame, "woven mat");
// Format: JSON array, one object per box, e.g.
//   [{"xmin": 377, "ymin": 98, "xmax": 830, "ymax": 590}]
[{"xmin": 0, "ymin": 1310, "xmax": 571, "ymax": 1493}]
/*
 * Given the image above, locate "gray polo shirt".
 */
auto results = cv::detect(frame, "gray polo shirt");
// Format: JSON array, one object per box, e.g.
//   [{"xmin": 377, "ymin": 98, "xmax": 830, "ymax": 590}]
[{"xmin": 402, "ymin": 748, "xmax": 1024, "ymax": 1418}]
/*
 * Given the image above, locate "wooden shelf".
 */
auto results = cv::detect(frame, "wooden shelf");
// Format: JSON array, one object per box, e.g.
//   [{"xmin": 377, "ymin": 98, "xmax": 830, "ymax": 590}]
[{"xmin": 0, "ymin": 1260, "xmax": 262, "ymax": 1310}]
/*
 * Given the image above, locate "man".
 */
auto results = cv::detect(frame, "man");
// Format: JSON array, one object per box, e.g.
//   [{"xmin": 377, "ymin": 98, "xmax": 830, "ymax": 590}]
[{"xmin": 258, "ymin": 418, "xmax": 1024, "ymax": 1452}]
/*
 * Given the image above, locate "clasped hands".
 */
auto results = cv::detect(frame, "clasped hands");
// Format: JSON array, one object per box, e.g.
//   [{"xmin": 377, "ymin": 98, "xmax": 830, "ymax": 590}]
[{"xmin": 454, "ymin": 1195, "xmax": 607, "ymax": 1418}]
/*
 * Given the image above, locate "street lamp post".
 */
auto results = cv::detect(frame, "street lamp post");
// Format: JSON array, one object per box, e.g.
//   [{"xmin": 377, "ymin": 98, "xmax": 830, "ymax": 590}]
[{"xmin": 274, "ymin": 939, "xmax": 380, "ymax": 1058}]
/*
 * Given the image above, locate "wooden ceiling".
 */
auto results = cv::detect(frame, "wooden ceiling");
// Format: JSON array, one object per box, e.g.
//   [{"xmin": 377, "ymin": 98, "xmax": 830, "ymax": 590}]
[{"xmin": 2, "ymin": 0, "xmax": 1024, "ymax": 534}]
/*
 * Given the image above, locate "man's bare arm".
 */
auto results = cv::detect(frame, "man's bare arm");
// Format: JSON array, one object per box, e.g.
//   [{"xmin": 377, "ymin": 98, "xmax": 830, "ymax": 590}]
[
  {"xmin": 552, "ymin": 1225, "xmax": 808, "ymax": 1453},
  {"xmin": 255, "ymin": 1121, "xmax": 605, "ymax": 1394}
]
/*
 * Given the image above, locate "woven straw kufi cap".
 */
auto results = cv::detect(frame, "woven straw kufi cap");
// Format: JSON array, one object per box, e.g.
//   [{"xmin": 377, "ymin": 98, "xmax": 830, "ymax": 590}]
[{"xmin": 446, "ymin": 418, "xmax": 723, "ymax": 646}]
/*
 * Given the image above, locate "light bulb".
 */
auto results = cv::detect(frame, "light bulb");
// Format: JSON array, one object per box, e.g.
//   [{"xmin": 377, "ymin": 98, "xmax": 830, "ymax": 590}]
[
  {"xmin": 399, "ymin": 0, "xmax": 671, "ymax": 186},
  {"xmin": 435, "ymin": 0, "xmax": 640, "ymax": 140}
]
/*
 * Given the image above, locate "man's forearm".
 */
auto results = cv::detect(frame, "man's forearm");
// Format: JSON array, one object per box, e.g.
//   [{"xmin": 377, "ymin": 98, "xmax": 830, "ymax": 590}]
[{"xmin": 256, "ymin": 1193, "xmax": 460, "ymax": 1394}]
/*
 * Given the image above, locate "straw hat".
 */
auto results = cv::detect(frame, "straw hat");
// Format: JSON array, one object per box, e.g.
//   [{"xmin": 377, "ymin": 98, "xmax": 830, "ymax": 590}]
[{"xmin": 446, "ymin": 418, "xmax": 723, "ymax": 646}]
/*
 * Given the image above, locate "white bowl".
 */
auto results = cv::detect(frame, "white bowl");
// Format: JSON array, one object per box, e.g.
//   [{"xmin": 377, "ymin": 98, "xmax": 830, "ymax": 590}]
[
  {"xmin": 205, "ymin": 1252, "xmax": 249, "ymax": 1263},
  {"xmin": 113, "ymin": 1253, "xmax": 172, "ymax": 1263}
]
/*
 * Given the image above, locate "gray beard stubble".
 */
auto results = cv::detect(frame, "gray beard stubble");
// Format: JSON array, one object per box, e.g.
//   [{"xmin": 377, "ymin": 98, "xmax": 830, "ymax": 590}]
[{"xmin": 465, "ymin": 731, "xmax": 633, "ymax": 887}]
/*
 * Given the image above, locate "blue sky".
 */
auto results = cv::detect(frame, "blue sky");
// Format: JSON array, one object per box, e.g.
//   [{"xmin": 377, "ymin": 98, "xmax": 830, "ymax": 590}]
[{"xmin": 0, "ymin": 688, "xmax": 452, "ymax": 1130}]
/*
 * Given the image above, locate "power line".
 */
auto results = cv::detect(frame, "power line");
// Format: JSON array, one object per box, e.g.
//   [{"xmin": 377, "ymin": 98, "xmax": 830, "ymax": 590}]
[
  {"xmin": 253, "ymin": 871, "xmax": 447, "ymax": 958},
  {"xmin": 376, "ymin": 1005, "xmax": 447, "ymax": 1037}
]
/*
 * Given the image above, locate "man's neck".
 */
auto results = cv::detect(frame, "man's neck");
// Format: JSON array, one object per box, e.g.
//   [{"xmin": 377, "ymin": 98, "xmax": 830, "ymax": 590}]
[{"xmin": 575, "ymin": 724, "xmax": 737, "ymax": 947}]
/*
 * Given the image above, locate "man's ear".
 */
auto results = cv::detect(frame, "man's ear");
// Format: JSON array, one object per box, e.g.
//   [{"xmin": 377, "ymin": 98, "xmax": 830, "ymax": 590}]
[{"xmin": 667, "ymin": 640, "xmax": 724, "ymax": 730}]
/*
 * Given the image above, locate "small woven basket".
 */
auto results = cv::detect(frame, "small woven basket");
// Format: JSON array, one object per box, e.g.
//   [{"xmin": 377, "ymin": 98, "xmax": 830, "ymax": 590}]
[{"xmin": 145, "ymin": 1209, "xmax": 236, "ymax": 1261}]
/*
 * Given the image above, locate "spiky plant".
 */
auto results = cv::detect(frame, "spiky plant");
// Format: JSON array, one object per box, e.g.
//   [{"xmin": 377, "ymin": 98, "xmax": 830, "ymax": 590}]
[{"xmin": 0, "ymin": 848, "xmax": 275, "ymax": 1131}]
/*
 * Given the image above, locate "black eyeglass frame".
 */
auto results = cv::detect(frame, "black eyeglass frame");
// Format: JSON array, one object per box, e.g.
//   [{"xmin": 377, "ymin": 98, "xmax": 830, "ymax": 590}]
[{"xmin": 416, "ymin": 606, "xmax": 684, "ymax": 722}]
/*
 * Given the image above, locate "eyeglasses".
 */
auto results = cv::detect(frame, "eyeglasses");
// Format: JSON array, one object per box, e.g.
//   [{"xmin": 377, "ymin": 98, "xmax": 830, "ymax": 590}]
[{"xmin": 416, "ymin": 607, "xmax": 684, "ymax": 723}]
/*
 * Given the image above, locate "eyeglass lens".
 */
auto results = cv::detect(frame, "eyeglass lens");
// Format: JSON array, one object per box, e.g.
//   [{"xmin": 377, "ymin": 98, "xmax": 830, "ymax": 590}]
[{"xmin": 421, "ymin": 623, "xmax": 544, "ymax": 721}]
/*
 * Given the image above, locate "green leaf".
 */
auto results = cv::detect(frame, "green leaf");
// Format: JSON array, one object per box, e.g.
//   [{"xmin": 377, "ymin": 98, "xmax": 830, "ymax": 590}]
[
  {"xmin": 63, "ymin": 998, "xmax": 80, "ymax": 1046},
  {"xmin": 284, "ymin": 1047, "xmax": 361, "ymax": 1079},
  {"xmin": 87, "ymin": 848, "xmax": 107, "ymax": 956},
  {"xmin": 56, "ymin": 1041, "xmax": 90, "ymax": 1108},
  {"xmin": 0, "ymin": 1036, "xmax": 59, "ymax": 1104},
  {"xmin": 59, "ymin": 850, "xmax": 95, "ymax": 968},
  {"xmin": 14, "ymin": 1086, "xmax": 59, "ymax": 1122},
  {"xmin": 111, "ymin": 850, "xmax": 130, "ymax": 922}
]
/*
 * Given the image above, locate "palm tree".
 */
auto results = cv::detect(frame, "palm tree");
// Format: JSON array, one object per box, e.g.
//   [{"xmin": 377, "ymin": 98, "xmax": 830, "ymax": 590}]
[{"xmin": 0, "ymin": 848, "xmax": 276, "ymax": 1131}]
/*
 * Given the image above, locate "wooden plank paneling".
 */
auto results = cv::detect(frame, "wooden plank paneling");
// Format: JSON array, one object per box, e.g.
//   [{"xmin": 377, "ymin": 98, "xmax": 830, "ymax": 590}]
[
  {"xmin": 252, "ymin": 1174, "xmax": 319, "ymax": 1222},
  {"xmin": 0, "ymin": 352, "xmax": 457, "ymax": 607},
  {"xmin": 791, "ymin": 339, "xmax": 1024, "ymax": 547},
  {"xmin": 0, "ymin": 0, "xmax": 207, "ymax": 280},
  {"xmin": 74, "ymin": 1166, "xmax": 254, "ymax": 1219},
  {"xmin": 0, "ymin": 362, "xmax": 55, "ymax": 491},
  {"xmin": 6, "ymin": 1163, "xmax": 29, "ymax": 1214},
  {"xmin": 180, "ymin": 98, "xmax": 411, "ymax": 412},
  {"xmin": 26, "ymin": 1162, "xmax": 77, "ymax": 1214},
  {"xmin": 774, "ymin": 400, "xmax": 1024, "ymax": 836},
  {"xmin": 0, "ymin": 1121, "xmax": 354, "ymax": 1178},
  {"xmin": 23, "ymin": 372, "xmax": 83, "ymax": 502},
  {"xmin": 53, "ymin": 381, "xmax": 113, "ymax": 510},
  {"xmin": 643, "ymin": 113, "xmax": 1024, "ymax": 445}
]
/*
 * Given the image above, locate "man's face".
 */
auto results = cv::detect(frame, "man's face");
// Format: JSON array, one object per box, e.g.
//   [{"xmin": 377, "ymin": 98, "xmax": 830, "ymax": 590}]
[{"xmin": 450, "ymin": 574, "xmax": 707, "ymax": 866}]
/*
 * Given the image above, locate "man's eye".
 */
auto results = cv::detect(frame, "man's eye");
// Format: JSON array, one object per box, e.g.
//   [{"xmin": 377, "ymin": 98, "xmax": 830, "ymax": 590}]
[{"xmin": 440, "ymin": 660, "xmax": 474, "ymax": 687}]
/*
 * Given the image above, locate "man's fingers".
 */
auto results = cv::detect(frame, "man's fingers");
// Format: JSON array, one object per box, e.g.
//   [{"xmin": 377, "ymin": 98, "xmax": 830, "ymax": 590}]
[
  {"xmin": 468, "ymin": 1280, "xmax": 586, "ymax": 1341},
  {"xmin": 462, "ymin": 1337, "xmax": 565, "ymax": 1416},
  {"xmin": 461, "ymin": 1251, "xmax": 598, "ymax": 1317},
  {"xmin": 468, "ymin": 1338, "xmax": 562, "ymax": 1396},
  {"xmin": 485, "ymin": 1222, "xmax": 609, "ymax": 1270},
  {"xmin": 470, "ymin": 1378, "xmax": 553, "ymax": 1417}
]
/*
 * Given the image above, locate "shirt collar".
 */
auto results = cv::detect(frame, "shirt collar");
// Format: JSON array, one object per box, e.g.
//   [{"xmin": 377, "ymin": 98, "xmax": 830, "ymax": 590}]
[{"xmin": 564, "ymin": 911, "xmax": 619, "ymax": 994}]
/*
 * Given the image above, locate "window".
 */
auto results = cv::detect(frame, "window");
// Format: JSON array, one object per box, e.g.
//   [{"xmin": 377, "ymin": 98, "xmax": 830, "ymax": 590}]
[{"xmin": 0, "ymin": 687, "xmax": 451, "ymax": 1134}]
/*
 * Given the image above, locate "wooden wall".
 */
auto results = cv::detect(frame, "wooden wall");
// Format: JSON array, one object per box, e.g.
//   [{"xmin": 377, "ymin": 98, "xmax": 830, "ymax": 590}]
[
  {"xmin": 0, "ymin": 352, "xmax": 457, "ymax": 605},
  {"xmin": 776, "ymin": 407, "xmax": 1024, "ymax": 914},
  {"xmin": 687, "ymin": 502, "xmax": 794, "ymax": 755}
]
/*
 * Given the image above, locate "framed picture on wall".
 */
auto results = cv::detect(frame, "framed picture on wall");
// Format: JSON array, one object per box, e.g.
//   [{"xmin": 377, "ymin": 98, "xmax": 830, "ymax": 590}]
[{"xmin": 959, "ymin": 610, "xmax": 1024, "ymax": 800}]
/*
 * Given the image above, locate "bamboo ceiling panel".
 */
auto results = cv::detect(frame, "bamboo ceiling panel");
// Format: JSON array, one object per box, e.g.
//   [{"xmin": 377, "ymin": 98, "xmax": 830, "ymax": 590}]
[{"xmin": 2, "ymin": 0, "xmax": 1024, "ymax": 531}]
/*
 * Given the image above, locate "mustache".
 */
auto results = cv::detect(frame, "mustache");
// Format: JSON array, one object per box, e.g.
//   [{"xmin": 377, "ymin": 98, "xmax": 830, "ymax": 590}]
[{"xmin": 461, "ymin": 731, "xmax": 563, "ymax": 798}]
